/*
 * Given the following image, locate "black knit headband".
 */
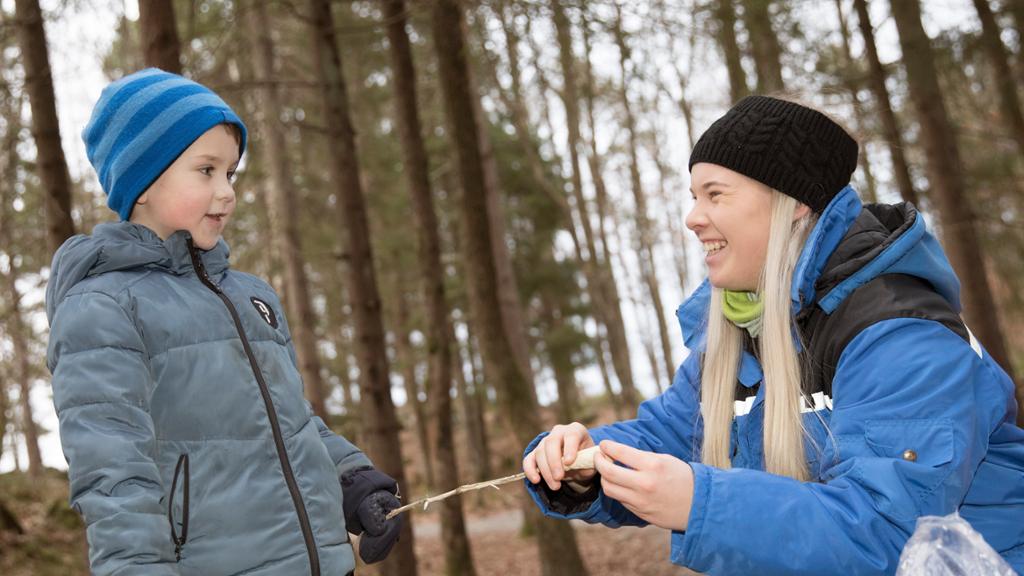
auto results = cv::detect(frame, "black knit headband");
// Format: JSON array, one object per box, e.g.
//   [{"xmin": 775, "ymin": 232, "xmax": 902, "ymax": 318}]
[{"xmin": 688, "ymin": 96, "xmax": 859, "ymax": 213}]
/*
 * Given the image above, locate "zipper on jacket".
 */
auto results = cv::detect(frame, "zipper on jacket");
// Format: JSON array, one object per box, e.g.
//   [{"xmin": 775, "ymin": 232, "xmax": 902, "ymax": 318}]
[
  {"xmin": 168, "ymin": 453, "xmax": 190, "ymax": 562},
  {"xmin": 186, "ymin": 239, "xmax": 321, "ymax": 576}
]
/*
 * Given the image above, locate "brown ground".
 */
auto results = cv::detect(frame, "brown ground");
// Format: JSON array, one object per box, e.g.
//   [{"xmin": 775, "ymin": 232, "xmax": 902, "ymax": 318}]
[
  {"xmin": 0, "ymin": 470, "xmax": 698, "ymax": 576},
  {"xmin": 1, "ymin": 397, "xmax": 701, "ymax": 574},
  {"xmin": 360, "ymin": 507, "xmax": 700, "ymax": 576}
]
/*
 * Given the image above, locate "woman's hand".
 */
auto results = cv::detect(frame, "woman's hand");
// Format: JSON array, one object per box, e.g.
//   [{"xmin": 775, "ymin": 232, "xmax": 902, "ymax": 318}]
[
  {"xmin": 594, "ymin": 440, "xmax": 695, "ymax": 532},
  {"xmin": 523, "ymin": 422, "xmax": 597, "ymax": 491}
]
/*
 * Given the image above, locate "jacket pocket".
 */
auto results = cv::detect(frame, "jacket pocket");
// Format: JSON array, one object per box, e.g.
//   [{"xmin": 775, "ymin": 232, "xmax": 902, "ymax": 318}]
[
  {"xmin": 864, "ymin": 419, "xmax": 955, "ymax": 500},
  {"xmin": 167, "ymin": 453, "xmax": 190, "ymax": 561}
]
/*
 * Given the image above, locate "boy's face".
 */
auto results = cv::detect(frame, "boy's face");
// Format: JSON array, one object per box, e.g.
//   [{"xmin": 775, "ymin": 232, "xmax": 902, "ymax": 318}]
[{"xmin": 130, "ymin": 125, "xmax": 240, "ymax": 250}]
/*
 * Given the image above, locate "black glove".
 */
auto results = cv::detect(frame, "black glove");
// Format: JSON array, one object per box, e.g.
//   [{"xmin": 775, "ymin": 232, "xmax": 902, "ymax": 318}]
[{"xmin": 340, "ymin": 466, "xmax": 403, "ymax": 564}]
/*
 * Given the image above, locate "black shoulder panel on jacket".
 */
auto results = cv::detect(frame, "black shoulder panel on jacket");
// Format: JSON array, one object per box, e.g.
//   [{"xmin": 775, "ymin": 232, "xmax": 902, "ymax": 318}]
[{"xmin": 799, "ymin": 274, "xmax": 968, "ymax": 399}]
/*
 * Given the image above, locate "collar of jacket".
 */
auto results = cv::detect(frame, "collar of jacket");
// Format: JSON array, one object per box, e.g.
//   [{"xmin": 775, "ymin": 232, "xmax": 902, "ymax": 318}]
[
  {"xmin": 676, "ymin": 185, "xmax": 863, "ymax": 353},
  {"xmin": 103, "ymin": 222, "xmax": 230, "ymax": 277},
  {"xmin": 45, "ymin": 222, "xmax": 232, "ymax": 324},
  {"xmin": 161, "ymin": 229, "xmax": 230, "ymax": 277}
]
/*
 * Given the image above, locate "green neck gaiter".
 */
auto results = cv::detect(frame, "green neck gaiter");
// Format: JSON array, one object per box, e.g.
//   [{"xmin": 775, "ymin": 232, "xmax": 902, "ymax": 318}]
[{"xmin": 721, "ymin": 290, "xmax": 764, "ymax": 338}]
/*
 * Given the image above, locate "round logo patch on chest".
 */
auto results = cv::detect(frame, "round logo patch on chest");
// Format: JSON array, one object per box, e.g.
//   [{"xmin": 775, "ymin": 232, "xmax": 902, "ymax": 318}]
[{"xmin": 250, "ymin": 297, "xmax": 279, "ymax": 329}]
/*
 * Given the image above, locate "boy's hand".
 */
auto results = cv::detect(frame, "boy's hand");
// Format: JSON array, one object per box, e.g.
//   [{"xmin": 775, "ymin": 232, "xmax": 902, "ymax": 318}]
[
  {"xmin": 594, "ymin": 440, "xmax": 695, "ymax": 532},
  {"xmin": 340, "ymin": 466, "xmax": 403, "ymax": 563},
  {"xmin": 523, "ymin": 422, "xmax": 597, "ymax": 491},
  {"xmin": 353, "ymin": 490, "xmax": 402, "ymax": 564}
]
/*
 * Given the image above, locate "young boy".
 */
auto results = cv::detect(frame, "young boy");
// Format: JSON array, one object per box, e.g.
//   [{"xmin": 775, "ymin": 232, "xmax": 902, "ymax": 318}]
[{"xmin": 45, "ymin": 68, "xmax": 402, "ymax": 576}]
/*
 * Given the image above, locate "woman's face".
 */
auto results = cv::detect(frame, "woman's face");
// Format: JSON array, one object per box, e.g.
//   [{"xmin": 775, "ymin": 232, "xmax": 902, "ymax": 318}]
[{"xmin": 686, "ymin": 163, "xmax": 774, "ymax": 291}]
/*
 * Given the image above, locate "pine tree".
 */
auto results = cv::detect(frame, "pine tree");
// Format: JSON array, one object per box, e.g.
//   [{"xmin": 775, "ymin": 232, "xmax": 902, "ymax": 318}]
[{"xmin": 13, "ymin": 0, "xmax": 74, "ymax": 255}]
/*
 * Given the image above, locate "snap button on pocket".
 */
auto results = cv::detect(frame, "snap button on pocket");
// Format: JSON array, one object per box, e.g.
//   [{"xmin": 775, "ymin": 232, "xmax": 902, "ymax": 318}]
[{"xmin": 902, "ymin": 449, "xmax": 918, "ymax": 462}]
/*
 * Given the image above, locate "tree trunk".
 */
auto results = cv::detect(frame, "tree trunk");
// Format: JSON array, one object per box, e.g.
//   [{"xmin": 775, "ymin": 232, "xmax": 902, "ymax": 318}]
[
  {"xmin": 4, "ymin": 265, "xmax": 43, "ymax": 476},
  {"xmin": 594, "ymin": 328, "xmax": 624, "ymax": 419},
  {"xmin": 324, "ymin": 253, "xmax": 362, "ymax": 438},
  {"xmin": 118, "ymin": 14, "xmax": 143, "ymax": 73},
  {"xmin": 713, "ymin": 0, "xmax": 750, "ymax": 102},
  {"xmin": 1009, "ymin": 1, "xmax": 1024, "ymax": 91},
  {"xmin": 307, "ymin": 0, "xmax": 418, "ymax": 573},
  {"xmin": 447, "ymin": 229, "xmax": 493, "ymax": 484},
  {"xmin": 486, "ymin": 5, "xmax": 576, "ymax": 224},
  {"xmin": 393, "ymin": 284, "xmax": 435, "ymax": 491},
  {"xmin": 890, "ymin": 0, "xmax": 1021, "ymax": 419},
  {"xmin": 612, "ymin": 208, "xmax": 668, "ymax": 396},
  {"xmin": 972, "ymin": 0, "xmax": 1024, "ymax": 158},
  {"xmin": 579, "ymin": 10, "xmax": 613, "ymax": 263},
  {"xmin": 740, "ymin": 0, "xmax": 785, "ymax": 93},
  {"xmin": 230, "ymin": 7, "xmax": 281, "ymax": 287},
  {"xmin": 430, "ymin": 2, "xmax": 589, "ymax": 574},
  {"xmin": 493, "ymin": 2, "xmax": 632, "ymax": 415},
  {"xmin": 381, "ymin": 4, "xmax": 477, "ymax": 568},
  {"xmin": 612, "ymin": 5, "xmax": 676, "ymax": 386},
  {"xmin": 251, "ymin": 0, "xmax": 328, "ymax": 419},
  {"xmin": 833, "ymin": 0, "xmax": 879, "ymax": 204},
  {"xmin": 138, "ymin": 0, "xmax": 182, "ymax": 74},
  {"xmin": 647, "ymin": 128, "xmax": 691, "ymax": 298},
  {"xmin": 551, "ymin": 0, "xmax": 640, "ymax": 412},
  {"xmin": 540, "ymin": 287, "xmax": 580, "ymax": 424},
  {"xmin": 454, "ymin": 332, "xmax": 492, "ymax": 482},
  {"xmin": 0, "ymin": 375, "xmax": 7, "ymax": 465},
  {"xmin": 550, "ymin": 0, "xmax": 599, "ymax": 265},
  {"xmin": 0, "ymin": 121, "xmax": 43, "ymax": 476},
  {"xmin": 14, "ymin": 0, "xmax": 74, "ymax": 255},
  {"xmin": 469, "ymin": 68, "xmax": 536, "ymax": 396},
  {"xmin": 853, "ymin": 0, "xmax": 920, "ymax": 206},
  {"xmin": 0, "ymin": 69, "xmax": 17, "ymax": 469}
]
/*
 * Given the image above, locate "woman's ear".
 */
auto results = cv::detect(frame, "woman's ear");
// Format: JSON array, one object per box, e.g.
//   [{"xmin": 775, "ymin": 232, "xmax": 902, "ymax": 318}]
[{"xmin": 793, "ymin": 203, "xmax": 811, "ymax": 222}]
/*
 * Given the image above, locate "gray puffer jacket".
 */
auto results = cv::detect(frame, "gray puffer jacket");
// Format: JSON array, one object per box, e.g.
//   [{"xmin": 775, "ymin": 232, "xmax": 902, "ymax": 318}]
[{"xmin": 46, "ymin": 222, "xmax": 370, "ymax": 576}]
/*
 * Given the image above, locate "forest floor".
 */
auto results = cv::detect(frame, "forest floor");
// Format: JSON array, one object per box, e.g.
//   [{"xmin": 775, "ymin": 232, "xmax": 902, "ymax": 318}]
[
  {"xmin": 361, "ymin": 505, "xmax": 701, "ymax": 576},
  {"xmin": 0, "ymin": 396, "xmax": 700, "ymax": 574},
  {"xmin": 0, "ymin": 469, "xmax": 698, "ymax": 575}
]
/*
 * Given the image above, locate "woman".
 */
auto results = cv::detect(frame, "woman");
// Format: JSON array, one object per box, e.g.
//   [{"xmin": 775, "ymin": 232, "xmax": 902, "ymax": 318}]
[{"xmin": 522, "ymin": 95, "xmax": 1024, "ymax": 575}]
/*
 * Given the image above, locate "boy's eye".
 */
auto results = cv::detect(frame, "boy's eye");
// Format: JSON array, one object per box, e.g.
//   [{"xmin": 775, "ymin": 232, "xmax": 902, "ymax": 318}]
[
  {"xmin": 227, "ymin": 170, "xmax": 237, "ymax": 182},
  {"xmin": 199, "ymin": 166, "xmax": 214, "ymax": 176}
]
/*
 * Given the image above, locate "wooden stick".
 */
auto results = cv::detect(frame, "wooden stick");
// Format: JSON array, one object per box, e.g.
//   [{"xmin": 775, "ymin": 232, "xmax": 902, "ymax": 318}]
[{"xmin": 385, "ymin": 445, "xmax": 599, "ymax": 520}]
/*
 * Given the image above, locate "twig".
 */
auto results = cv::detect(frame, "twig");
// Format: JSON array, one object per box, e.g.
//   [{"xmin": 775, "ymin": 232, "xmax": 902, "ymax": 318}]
[
  {"xmin": 386, "ymin": 472, "xmax": 528, "ymax": 520},
  {"xmin": 386, "ymin": 445, "xmax": 599, "ymax": 520}
]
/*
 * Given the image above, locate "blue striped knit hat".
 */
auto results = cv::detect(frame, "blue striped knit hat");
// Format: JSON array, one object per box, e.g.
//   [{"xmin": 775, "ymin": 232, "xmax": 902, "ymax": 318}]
[{"xmin": 83, "ymin": 68, "xmax": 248, "ymax": 220}]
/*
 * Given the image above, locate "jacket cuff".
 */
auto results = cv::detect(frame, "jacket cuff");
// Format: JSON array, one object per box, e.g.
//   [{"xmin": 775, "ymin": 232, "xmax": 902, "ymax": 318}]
[
  {"xmin": 671, "ymin": 461, "xmax": 713, "ymax": 569},
  {"xmin": 522, "ymin": 432, "xmax": 607, "ymax": 521},
  {"xmin": 536, "ymin": 477, "xmax": 602, "ymax": 516}
]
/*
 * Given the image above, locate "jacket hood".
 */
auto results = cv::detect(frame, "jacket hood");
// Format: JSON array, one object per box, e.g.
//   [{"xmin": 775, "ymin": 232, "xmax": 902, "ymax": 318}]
[
  {"xmin": 45, "ymin": 221, "xmax": 230, "ymax": 324},
  {"xmin": 677, "ymin": 186, "xmax": 962, "ymax": 350}
]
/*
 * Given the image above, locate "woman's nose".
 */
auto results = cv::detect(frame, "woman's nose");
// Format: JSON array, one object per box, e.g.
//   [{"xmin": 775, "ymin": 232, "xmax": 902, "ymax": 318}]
[{"xmin": 685, "ymin": 203, "xmax": 706, "ymax": 232}]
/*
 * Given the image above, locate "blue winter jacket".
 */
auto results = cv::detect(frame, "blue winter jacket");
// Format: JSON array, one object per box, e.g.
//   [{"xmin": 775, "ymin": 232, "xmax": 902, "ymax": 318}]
[
  {"xmin": 46, "ymin": 222, "xmax": 371, "ymax": 576},
  {"xmin": 525, "ymin": 187, "xmax": 1024, "ymax": 575}
]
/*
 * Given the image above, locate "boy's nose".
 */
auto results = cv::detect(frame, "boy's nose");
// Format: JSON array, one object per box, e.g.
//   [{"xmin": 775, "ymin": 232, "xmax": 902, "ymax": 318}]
[{"xmin": 215, "ymin": 181, "xmax": 236, "ymax": 203}]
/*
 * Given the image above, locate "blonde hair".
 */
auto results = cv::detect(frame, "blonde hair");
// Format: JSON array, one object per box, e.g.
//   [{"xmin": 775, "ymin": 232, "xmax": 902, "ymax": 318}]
[{"xmin": 700, "ymin": 191, "xmax": 817, "ymax": 480}]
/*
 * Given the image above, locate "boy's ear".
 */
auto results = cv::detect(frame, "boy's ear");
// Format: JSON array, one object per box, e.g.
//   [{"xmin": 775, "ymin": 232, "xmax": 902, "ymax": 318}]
[{"xmin": 135, "ymin": 191, "xmax": 149, "ymax": 206}]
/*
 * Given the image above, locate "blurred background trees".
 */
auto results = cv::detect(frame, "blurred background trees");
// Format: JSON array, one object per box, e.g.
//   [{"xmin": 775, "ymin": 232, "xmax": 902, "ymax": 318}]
[{"xmin": 2, "ymin": 0, "xmax": 1024, "ymax": 574}]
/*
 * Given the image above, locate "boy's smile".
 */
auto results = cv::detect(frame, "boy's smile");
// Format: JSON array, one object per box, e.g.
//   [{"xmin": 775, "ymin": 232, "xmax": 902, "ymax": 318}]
[{"xmin": 130, "ymin": 125, "xmax": 241, "ymax": 250}]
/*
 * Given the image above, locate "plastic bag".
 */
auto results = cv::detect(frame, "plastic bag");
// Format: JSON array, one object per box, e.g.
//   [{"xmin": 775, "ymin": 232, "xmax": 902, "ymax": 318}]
[{"xmin": 896, "ymin": 513, "xmax": 1016, "ymax": 575}]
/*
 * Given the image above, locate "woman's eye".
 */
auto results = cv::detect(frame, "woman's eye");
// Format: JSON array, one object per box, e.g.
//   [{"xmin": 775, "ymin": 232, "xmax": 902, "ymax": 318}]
[{"xmin": 708, "ymin": 191, "xmax": 722, "ymax": 200}]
